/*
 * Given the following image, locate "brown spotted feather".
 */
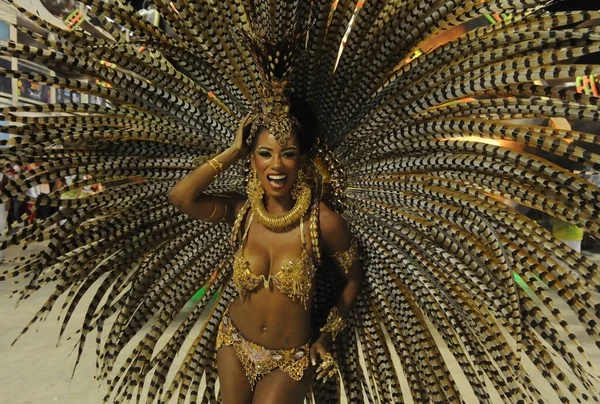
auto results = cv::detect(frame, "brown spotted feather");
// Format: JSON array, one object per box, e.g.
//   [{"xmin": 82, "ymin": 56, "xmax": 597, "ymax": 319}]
[{"xmin": 1, "ymin": 0, "xmax": 600, "ymax": 402}]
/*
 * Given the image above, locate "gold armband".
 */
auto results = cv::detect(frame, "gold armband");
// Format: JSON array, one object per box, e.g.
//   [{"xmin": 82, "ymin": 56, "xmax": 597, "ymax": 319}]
[
  {"xmin": 333, "ymin": 239, "xmax": 359, "ymax": 274},
  {"xmin": 202, "ymin": 202, "xmax": 228, "ymax": 222},
  {"xmin": 320, "ymin": 307, "xmax": 346, "ymax": 340}
]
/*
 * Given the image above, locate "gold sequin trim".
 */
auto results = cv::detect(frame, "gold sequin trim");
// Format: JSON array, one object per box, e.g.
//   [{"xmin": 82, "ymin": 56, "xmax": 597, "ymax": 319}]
[
  {"xmin": 232, "ymin": 216, "xmax": 315, "ymax": 309},
  {"xmin": 333, "ymin": 239, "xmax": 359, "ymax": 274},
  {"xmin": 320, "ymin": 306, "xmax": 346, "ymax": 341},
  {"xmin": 216, "ymin": 310, "xmax": 309, "ymax": 389}
]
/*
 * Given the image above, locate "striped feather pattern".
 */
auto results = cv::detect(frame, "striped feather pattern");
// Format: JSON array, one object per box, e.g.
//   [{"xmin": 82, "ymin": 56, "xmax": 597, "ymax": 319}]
[{"xmin": 1, "ymin": 0, "xmax": 600, "ymax": 402}]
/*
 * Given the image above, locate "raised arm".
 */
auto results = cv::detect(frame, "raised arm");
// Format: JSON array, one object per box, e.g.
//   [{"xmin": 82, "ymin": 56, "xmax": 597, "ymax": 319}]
[{"xmin": 168, "ymin": 115, "xmax": 253, "ymax": 223}]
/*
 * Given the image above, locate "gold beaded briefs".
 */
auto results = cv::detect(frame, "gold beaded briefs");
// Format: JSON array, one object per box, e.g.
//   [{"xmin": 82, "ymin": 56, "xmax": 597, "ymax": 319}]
[
  {"xmin": 216, "ymin": 308, "xmax": 310, "ymax": 389},
  {"xmin": 232, "ymin": 212, "xmax": 315, "ymax": 309}
]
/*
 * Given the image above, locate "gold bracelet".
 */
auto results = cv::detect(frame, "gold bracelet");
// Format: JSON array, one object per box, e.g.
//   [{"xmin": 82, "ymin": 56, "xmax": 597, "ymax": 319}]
[
  {"xmin": 204, "ymin": 203, "xmax": 219, "ymax": 221},
  {"xmin": 214, "ymin": 158, "xmax": 224, "ymax": 174},
  {"xmin": 320, "ymin": 307, "xmax": 346, "ymax": 341},
  {"xmin": 208, "ymin": 158, "xmax": 223, "ymax": 176},
  {"xmin": 207, "ymin": 160, "xmax": 219, "ymax": 176}
]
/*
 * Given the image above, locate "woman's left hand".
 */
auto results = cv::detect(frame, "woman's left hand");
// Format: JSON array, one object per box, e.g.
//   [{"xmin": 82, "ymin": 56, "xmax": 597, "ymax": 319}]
[{"xmin": 310, "ymin": 335, "xmax": 337, "ymax": 382}]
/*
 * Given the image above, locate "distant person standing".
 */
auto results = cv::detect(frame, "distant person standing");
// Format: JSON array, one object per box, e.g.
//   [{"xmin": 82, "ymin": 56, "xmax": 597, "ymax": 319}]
[{"xmin": 0, "ymin": 130, "xmax": 8, "ymax": 261}]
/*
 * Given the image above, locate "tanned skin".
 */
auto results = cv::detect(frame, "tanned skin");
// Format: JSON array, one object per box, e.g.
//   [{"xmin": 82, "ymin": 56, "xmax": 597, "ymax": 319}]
[{"xmin": 169, "ymin": 116, "xmax": 362, "ymax": 404}]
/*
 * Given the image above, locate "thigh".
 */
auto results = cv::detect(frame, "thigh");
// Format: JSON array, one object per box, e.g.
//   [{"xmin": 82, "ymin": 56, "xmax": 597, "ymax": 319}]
[
  {"xmin": 217, "ymin": 345, "xmax": 253, "ymax": 404},
  {"xmin": 252, "ymin": 365, "xmax": 314, "ymax": 404}
]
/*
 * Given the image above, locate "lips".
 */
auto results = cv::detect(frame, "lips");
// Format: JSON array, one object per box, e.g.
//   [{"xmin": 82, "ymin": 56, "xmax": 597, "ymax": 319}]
[{"xmin": 266, "ymin": 173, "xmax": 287, "ymax": 190}]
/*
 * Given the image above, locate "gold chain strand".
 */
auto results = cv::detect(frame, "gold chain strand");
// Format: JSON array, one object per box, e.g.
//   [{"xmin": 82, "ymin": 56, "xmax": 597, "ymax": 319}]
[
  {"xmin": 309, "ymin": 197, "xmax": 321, "ymax": 265},
  {"xmin": 230, "ymin": 201, "xmax": 251, "ymax": 248}
]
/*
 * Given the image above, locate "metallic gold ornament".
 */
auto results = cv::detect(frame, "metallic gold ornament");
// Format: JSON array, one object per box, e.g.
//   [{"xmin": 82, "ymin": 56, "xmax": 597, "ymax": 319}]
[
  {"xmin": 333, "ymin": 239, "xmax": 359, "ymax": 274},
  {"xmin": 250, "ymin": 79, "xmax": 300, "ymax": 146},
  {"xmin": 320, "ymin": 306, "xmax": 346, "ymax": 341},
  {"xmin": 316, "ymin": 351, "xmax": 338, "ymax": 382},
  {"xmin": 246, "ymin": 165, "xmax": 311, "ymax": 231},
  {"xmin": 217, "ymin": 309, "xmax": 310, "ymax": 389}
]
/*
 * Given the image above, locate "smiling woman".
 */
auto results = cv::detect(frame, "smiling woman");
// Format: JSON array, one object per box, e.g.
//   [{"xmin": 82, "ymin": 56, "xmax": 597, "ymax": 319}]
[
  {"xmin": 169, "ymin": 96, "xmax": 361, "ymax": 403},
  {"xmin": 166, "ymin": 26, "xmax": 362, "ymax": 403},
  {"xmin": 246, "ymin": 133, "xmax": 314, "ymax": 232},
  {"xmin": 253, "ymin": 133, "xmax": 301, "ymax": 197}
]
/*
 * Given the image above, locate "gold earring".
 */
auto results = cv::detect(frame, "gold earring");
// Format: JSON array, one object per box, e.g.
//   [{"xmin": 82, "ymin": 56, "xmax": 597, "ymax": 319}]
[
  {"xmin": 246, "ymin": 163, "xmax": 264, "ymax": 201},
  {"xmin": 291, "ymin": 166, "xmax": 309, "ymax": 200}
]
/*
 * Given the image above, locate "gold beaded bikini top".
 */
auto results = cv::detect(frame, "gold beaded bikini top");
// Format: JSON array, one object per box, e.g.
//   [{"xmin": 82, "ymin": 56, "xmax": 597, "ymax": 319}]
[{"xmin": 232, "ymin": 213, "xmax": 315, "ymax": 309}]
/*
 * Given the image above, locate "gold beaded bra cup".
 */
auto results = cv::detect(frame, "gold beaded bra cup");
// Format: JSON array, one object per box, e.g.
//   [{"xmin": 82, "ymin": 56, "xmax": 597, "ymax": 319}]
[{"xmin": 232, "ymin": 213, "xmax": 315, "ymax": 310}]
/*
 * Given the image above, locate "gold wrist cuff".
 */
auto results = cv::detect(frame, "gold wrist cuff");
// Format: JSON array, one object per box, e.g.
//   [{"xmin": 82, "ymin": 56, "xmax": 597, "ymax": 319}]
[
  {"xmin": 320, "ymin": 307, "xmax": 346, "ymax": 341},
  {"xmin": 191, "ymin": 155, "xmax": 223, "ymax": 177},
  {"xmin": 334, "ymin": 238, "xmax": 359, "ymax": 274},
  {"xmin": 208, "ymin": 158, "xmax": 223, "ymax": 176}
]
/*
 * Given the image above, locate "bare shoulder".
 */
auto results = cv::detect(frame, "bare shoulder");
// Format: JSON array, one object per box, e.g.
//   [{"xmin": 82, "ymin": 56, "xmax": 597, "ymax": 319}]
[{"xmin": 318, "ymin": 201, "xmax": 351, "ymax": 249}]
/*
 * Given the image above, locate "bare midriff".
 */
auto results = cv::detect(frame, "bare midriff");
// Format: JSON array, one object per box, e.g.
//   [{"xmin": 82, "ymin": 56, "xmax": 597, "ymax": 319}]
[
  {"xmin": 228, "ymin": 210, "xmax": 316, "ymax": 349},
  {"xmin": 228, "ymin": 288, "xmax": 313, "ymax": 349}
]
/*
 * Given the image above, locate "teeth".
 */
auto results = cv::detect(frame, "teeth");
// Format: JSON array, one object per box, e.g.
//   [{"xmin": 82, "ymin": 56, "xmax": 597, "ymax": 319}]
[{"xmin": 268, "ymin": 174, "xmax": 287, "ymax": 180}]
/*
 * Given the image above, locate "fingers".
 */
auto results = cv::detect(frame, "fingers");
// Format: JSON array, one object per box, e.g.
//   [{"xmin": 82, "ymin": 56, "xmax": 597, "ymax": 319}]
[
  {"xmin": 241, "ymin": 113, "xmax": 255, "ymax": 127},
  {"xmin": 233, "ymin": 113, "xmax": 256, "ymax": 154},
  {"xmin": 237, "ymin": 113, "xmax": 253, "ymax": 132},
  {"xmin": 310, "ymin": 343, "xmax": 327, "ymax": 366},
  {"xmin": 316, "ymin": 344, "xmax": 328, "ymax": 357},
  {"xmin": 310, "ymin": 342, "xmax": 337, "ymax": 382},
  {"xmin": 315, "ymin": 351, "xmax": 337, "ymax": 383},
  {"xmin": 316, "ymin": 362, "xmax": 336, "ymax": 382},
  {"xmin": 245, "ymin": 113, "xmax": 257, "ymax": 128},
  {"xmin": 309, "ymin": 344, "xmax": 318, "ymax": 366}
]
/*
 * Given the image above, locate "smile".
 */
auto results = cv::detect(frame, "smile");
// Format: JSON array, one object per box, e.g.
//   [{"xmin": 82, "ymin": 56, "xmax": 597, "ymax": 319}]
[{"xmin": 266, "ymin": 174, "xmax": 287, "ymax": 190}]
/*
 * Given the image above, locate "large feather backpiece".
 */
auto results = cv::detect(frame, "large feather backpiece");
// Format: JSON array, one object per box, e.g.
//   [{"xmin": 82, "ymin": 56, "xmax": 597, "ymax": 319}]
[{"xmin": 1, "ymin": 0, "xmax": 600, "ymax": 402}]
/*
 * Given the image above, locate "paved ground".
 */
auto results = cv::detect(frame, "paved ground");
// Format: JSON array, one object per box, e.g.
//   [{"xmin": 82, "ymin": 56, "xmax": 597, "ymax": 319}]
[
  {"xmin": 1, "ymin": 242, "xmax": 600, "ymax": 404},
  {"xmin": 0, "ymin": 243, "xmax": 105, "ymax": 404}
]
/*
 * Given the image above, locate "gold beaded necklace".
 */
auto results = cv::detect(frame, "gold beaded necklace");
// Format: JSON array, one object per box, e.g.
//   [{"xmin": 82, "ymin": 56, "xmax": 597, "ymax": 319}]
[
  {"xmin": 246, "ymin": 163, "xmax": 312, "ymax": 231},
  {"xmin": 248, "ymin": 184, "xmax": 311, "ymax": 231}
]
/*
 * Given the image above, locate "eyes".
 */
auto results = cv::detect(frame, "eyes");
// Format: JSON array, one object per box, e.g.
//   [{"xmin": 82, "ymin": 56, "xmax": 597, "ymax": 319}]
[{"xmin": 256, "ymin": 150, "xmax": 298, "ymax": 159}]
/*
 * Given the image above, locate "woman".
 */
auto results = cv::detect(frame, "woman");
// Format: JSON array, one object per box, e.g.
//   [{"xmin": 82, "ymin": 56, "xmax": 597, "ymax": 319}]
[{"xmin": 168, "ymin": 109, "xmax": 362, "ymax": 403}]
